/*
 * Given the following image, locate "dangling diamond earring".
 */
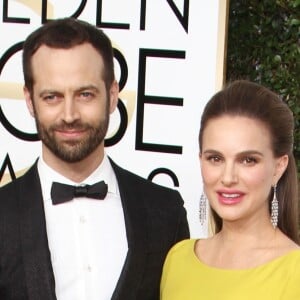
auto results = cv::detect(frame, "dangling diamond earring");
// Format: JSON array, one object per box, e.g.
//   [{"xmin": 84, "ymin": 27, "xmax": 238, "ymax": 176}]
[
  {"xmin": 199, "ymin": 191, "xmax": 207, "ymax": 226},
  {"xmin": 270, "ymin": 184, "xmax": 279, "ymax": 228}
]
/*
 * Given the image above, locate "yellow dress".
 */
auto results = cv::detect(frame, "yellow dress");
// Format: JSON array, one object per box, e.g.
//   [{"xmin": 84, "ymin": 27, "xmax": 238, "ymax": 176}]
[{"xmin": 160, "ymin": 239, "xmax": 300, "ymax": 300}]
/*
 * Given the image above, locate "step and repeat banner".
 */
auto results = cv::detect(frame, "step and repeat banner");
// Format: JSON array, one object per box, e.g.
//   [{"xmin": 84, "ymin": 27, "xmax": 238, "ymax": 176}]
[{"xmin": 0, "ymin": 0, "xmax": 228, "ymax": 237}]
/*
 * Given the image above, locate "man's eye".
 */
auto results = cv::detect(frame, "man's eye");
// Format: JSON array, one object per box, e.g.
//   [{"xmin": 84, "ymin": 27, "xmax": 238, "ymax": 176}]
[
  {"xmin": 43, "ymin": 95, "xmax": 56, "ymax": 101},
  {"xmin": 80, "ymin": 92, "xmax": 94, "ymax": 98}
]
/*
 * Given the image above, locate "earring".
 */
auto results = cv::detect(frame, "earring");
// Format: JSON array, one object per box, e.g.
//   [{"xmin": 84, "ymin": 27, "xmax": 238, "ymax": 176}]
[
  {"xmin": 199, "ymin": 191, "xmax": 207, "ymax": 226},
  {"xmin": 270, "ymin": 184, "xmax": 279, "ymax": 228}
]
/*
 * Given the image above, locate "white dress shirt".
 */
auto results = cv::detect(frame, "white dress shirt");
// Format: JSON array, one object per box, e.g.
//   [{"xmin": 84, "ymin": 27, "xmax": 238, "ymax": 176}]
[{"xmin": 38, "ymin": 155, "xmax": 128, "ymax": 300}]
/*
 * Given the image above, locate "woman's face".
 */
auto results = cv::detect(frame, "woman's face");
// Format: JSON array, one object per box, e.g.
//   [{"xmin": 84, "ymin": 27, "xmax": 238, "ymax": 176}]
[{"xmin": 200, "ymin": 115, "xmax": 288, "ymax": 225}]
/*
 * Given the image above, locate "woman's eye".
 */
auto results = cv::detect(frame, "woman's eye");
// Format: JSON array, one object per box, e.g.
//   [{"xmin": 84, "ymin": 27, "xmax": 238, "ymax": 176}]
[
  {"xmin": 207, "ymin": 155, "xmax": 222, "ymax": 164},
  {"xmin": 242, "ymin": 156, "xmax": 257, "ymax": 165}
]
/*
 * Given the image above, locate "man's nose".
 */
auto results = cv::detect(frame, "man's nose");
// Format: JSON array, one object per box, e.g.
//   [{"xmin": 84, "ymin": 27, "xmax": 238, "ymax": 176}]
[{"xmin": 61, "ymin": 97, "xmax": 80, "ymax": 123}]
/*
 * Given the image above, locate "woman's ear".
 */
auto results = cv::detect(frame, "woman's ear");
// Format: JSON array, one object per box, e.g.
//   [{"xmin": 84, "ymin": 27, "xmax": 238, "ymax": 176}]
[
  {"xmin": 199, "ymin": 151, "xmax": 203, "ymax": 165},
  {"xmin": 273, "ymin": 154, "xmax": 289, "ymax": 185}
]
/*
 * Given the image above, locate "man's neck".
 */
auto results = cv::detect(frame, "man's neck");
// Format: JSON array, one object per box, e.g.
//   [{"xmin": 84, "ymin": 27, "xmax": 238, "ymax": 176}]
[{"xmin": 42, "ymin": 147, "xmax": 105, "ymax": 183}]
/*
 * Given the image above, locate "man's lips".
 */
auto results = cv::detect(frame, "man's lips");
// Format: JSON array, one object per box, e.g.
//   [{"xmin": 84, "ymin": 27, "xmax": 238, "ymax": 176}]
[{"xmin": 55, "ymin": 128, "xmax": 87, "ymax": 138}]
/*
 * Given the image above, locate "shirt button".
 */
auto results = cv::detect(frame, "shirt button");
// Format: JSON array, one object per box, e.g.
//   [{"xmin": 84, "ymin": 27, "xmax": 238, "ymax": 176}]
[{"xmin": 79, "ymin": 216, "xmax": 86, "ymax": 223}]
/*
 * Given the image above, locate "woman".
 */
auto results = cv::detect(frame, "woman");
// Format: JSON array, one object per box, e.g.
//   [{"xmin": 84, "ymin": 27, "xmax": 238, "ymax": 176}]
[{"xmin": 160, "ymin": 80, "xmax": 300, "ymax": 299}]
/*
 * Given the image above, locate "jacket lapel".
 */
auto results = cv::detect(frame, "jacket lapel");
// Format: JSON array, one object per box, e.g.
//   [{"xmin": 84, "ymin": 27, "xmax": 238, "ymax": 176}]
[
  {"xmin": 18, "ymin": 163, "xmax": 56, "ymax": 300},
  {"xmin": 110, "ymin": 160, "xmax": 149, "ymax": 300}
]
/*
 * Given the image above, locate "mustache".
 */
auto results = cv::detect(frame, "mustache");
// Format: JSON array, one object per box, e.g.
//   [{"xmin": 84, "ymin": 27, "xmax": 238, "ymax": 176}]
[{"xmin": 50, "ymin": 121, "xmax": 92, "ymax": 131}]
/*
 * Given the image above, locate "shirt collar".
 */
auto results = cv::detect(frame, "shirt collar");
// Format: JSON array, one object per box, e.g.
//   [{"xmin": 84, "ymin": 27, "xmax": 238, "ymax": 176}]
[{"xmin": 37, "ymin": 154, "xmax": 119, "ymax": 202}]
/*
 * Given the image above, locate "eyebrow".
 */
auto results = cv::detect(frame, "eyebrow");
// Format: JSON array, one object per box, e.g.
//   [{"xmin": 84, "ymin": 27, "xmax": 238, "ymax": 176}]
[
  {"xmin": 76, "ymin": 85, "xmax": 100, "ymax": 93},
  {"xmin": 39, "ymin": 90, "xmax": 59, "ymax": 98},
  {"xmin": 39, "ymin": 85, "xmax": 100, "ymax": 98},
  {"xmin": 203, "ymin": 149, "xmax": 264, "ymax": 157}
]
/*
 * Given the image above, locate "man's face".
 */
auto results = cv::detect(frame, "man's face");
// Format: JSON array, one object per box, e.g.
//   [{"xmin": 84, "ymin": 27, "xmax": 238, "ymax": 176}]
[{"xmin": 24, "ymin": 43, "xmax": 118, "ymax": 163}]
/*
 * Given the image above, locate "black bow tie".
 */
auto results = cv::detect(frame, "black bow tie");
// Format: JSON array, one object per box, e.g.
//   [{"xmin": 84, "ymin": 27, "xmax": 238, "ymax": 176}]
[{"xmin": 51, "ymin": 181, "xmax": 108, "ymax": 205}]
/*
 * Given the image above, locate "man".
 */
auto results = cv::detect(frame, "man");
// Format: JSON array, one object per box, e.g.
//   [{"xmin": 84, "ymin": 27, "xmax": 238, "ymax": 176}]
[{"xmin": 0, "ymin": 18, "xmax": 189, "ymax": 300}]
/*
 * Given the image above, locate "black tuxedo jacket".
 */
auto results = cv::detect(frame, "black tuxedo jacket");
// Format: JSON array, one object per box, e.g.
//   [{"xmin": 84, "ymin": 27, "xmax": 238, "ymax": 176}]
[{"xmin": 0, "ymin": 159, "xmax": 189, "ymax": 300}]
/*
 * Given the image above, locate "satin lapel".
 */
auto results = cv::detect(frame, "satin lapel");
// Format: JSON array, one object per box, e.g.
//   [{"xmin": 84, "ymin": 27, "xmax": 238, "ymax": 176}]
[
  {"xmin": 18, "ymin": 163, "xmax": 56, "ymax": 300},
  {"xmin": 110, "ymin": 160, "xmax": 148, "ymax": 300}
]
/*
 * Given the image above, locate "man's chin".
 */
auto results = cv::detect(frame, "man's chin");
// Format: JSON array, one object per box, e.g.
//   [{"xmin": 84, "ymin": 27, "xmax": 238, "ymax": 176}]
[
  {"xmin": 54, "ymin": 151, "xmax": 88, "ymax": 163},
  {"xmin": 42, "ymin": 133, "xmax": 104, "ymax": 162}
]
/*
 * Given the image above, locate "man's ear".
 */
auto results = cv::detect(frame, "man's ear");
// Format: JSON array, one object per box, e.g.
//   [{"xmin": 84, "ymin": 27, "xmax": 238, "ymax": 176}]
[
  {"xmin": 24, "ymin": 86, "xmax": 35, "ymax": 117},
  {"xmin": 273, "ymin": 154, "xmax": 289, "ymax": 185},
  {"xmin": 109, "ymin": 80, "xmax": 119, "ymax": 114}
]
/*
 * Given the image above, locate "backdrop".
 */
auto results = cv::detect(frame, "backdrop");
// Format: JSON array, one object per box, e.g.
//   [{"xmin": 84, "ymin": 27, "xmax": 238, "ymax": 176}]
[{"xmin": 0, "ymin": 0, "xmax": 228, "ymax": 237}]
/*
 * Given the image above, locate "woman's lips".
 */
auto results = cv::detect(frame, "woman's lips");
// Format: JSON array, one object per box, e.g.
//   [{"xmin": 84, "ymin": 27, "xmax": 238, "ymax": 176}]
[{"xmin": 217, "ymin": 191, "xmax": 244, "ymax": 205}]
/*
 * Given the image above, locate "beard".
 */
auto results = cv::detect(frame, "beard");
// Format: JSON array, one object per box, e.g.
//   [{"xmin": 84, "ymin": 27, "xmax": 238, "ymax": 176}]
[{"xmin": 33, "ymin": 103, "xmax": 110, "ymax": 163}]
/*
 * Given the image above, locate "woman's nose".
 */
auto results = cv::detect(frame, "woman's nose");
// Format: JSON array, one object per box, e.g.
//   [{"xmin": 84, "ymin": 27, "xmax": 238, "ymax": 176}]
[{"xmin": 221, "ymin": 162, "xmax": 238, "ymax": 186}]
